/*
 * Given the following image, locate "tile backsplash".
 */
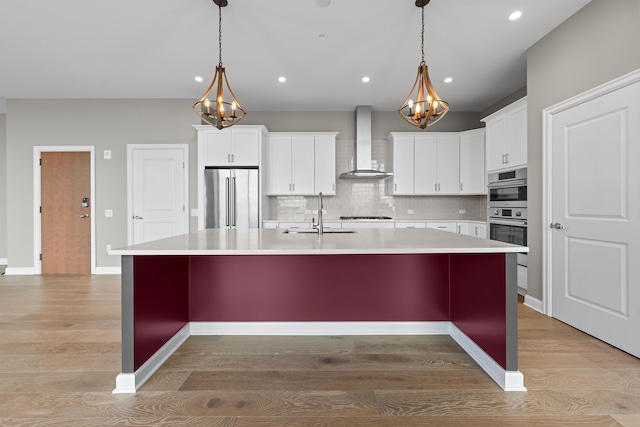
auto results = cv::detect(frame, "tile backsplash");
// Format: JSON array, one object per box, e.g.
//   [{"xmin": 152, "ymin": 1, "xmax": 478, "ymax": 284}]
[{"xmin": 267, "ymin": 139, "xmax": 487, "ymax": 221}]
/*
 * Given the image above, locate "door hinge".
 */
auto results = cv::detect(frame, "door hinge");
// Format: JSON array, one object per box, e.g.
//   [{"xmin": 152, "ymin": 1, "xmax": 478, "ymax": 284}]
[
  {"xmin": 39, "ymin": 254, "xmax": 42, "ymax": 261},
  {"xmin": 183, "ymin": 205, "xmax": 185, "ymax": 212},
  {"xmin": 183, "ymin": 162, "xmax": 185, "ymax": 169},
  {"xmin": 39, "ymin": 206, "xmax": 42, "ymax": 213},
  {"xmin": 39, "ymin": 158, "xmax": 42, "ymax": 166}
]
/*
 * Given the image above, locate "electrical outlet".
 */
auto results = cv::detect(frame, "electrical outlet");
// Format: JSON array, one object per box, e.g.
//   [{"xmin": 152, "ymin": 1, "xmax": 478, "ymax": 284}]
[
  {"xmin": 459, "ymin": 209, "xmax": 466, "ymax": 214},
  {"xmin": 105, "ymin": 209, "xmax": 113, "ymax": 217},
  {"xmin": 106, "ymin": 244, "xmax": 111, "ymax": 252},
  {"xmin": 191, "ymin": 209, "xmax": 199, "ymax": 217},
  {"xmin": 104, "ymin": 150, "xmax": 112, "ymax": 160},
  {"xmin": 408, "ymin": 209, "xmax": 414, "ymax": 214}
]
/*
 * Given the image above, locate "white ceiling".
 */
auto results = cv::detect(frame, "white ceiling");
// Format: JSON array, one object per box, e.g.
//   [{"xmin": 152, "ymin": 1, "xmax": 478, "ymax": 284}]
[{"xmin": 0, "ymin": 0, "xmax": 592, "ymax": 114}]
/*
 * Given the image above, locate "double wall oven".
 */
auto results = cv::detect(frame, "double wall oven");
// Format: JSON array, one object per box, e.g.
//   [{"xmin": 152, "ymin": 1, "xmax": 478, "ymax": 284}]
[{"xmin": 487, "ymin": 168, "xmax": 528, "ymax": 286}]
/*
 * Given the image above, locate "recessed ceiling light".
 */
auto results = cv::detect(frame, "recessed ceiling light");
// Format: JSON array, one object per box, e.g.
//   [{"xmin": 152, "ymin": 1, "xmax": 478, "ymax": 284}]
[
  {"xmin": 278, "ymin": 76, "xmax": 287, "ymax": 83},
  {"xmin": 444, "ymin": 77, "xmax": 453, "ymax": 83},
  {"xmin": 362, "ymin": 76, "xmax": 370, "ymax": 83},
  {"xmin": 509, "ymin": 11, "xmax": 522, "ymax": 21},
  {"xmin": 315, "ymin": 0, "xmax": 331, "ymax": 7},
  {"xmin": 194, "ymin": 76, "xmax": 204, "ymax": 82},
  {"xmin": 317, "ymin": 32, "xmax": 329, "ymax": 41}
]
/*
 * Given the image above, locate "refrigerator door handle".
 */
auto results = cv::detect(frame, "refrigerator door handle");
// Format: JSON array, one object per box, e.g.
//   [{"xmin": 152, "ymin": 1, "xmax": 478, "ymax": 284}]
[
  {"xmin": 225, "ymin": 177, "xmax": 230, "ymax": 227},
  {"xmin": 232, "ymin": 176, "xmax": 237, "ymax": 227}
]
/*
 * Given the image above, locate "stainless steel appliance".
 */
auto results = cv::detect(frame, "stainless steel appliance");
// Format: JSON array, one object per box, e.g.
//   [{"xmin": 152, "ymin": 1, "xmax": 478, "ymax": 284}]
[
  {"xmin": 204, "ymin": 167, "xmax": 259, "ymax": 229},
  {"xmin": 487, "ymin": 168, "xmax": 528, "ymax": 292},
  {"xmin": 487, "ymin": 168, "xmax": 527, "ymax": 208}
]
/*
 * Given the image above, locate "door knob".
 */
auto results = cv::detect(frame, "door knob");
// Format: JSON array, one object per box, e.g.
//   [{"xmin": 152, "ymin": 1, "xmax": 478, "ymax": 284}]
[
  {"xmin": 79, "ymin": 214, "xmax": 89, "ymax": 218},
  {"xmin": 550, "ymin": 222, "xmax": 565, "ymax": 230},
  {"xmin": 133, "ymin": 215, "xmax": 143, "ymax": 220}
]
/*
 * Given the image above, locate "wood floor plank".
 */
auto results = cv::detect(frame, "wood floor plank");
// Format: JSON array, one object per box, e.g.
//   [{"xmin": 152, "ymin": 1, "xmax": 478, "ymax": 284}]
[
  {"xmin": 1, "ymin": 273, "xmax": 640, "ymax": 425},
  {"xmin": 179, "ymin": 369, "xmax": 495, "ymax": 391}
]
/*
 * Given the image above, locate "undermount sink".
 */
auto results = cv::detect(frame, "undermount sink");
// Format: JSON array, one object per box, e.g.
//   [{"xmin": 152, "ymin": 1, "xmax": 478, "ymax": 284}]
[{"xmin": 283, "ymin": 228, "xmax": 356, "ymax": 234}]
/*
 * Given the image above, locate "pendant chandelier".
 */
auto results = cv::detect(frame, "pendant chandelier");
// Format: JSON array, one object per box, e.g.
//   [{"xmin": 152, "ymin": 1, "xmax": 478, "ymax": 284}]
[
  {"xmin": 398, "ymin": 0, "xmax": 449, "ymax": 129},
  {"xmin": 193, "ymin": 0, "xmax": 246, "ymax": 130}
]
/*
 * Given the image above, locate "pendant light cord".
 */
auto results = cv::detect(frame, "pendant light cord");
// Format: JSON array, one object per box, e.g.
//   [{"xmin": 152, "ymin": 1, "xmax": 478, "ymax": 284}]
[
  {"xmin": 218, "ymin": 3, "xmax": 223, "ymax": 66},
  {"xmin": 420, "ymin": 6, "xmax": 425, "ymax": 65}
]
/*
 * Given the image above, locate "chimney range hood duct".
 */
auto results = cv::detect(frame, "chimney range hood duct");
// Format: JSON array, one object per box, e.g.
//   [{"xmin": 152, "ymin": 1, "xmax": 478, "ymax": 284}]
[{"xmin": 339, "ymin": 106, "xmax": 393, "ymax": 179}]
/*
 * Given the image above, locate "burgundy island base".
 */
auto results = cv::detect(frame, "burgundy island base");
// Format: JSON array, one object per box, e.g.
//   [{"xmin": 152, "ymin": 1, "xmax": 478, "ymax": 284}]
[{"xmin": 110, "ymin": 227, "xmax": 528, "ymax": 393}]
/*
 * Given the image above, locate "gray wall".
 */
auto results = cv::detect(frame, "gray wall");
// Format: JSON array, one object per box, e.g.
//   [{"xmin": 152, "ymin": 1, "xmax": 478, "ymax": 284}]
[
  {"xmin": 4, "ymin": 104, "xmax": 482, "ymax": 271},
  {"xmin": 526, "ymin": 0, "xmax": 640, "ymax": 301},
  {"xmin": 0, "ymin": 113, "xmax": 6, "ymax": 261},
  {"xmin": 5, "ymin": 99, "xmax": 200, "ymax": 269}
]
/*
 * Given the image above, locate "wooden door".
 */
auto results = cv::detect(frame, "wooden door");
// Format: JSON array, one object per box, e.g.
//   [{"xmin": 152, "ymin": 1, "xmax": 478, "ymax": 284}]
[
  {"xmin": 41, "ymin": 152, "xmax": 91, "ymax": 275},
  {"xmin": 550, "ymin": 79, "xmax": 640, "ymax": 358}
]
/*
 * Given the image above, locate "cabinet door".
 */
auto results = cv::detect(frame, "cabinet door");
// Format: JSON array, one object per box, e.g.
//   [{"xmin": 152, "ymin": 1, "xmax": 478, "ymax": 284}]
[
  {"xmin": 392, "ymin": 136, "xmax": 415, "ymax": 194},
  {"xmin": 291, "ymin": 136, "xmax": 315, "ymax": 194},
  {"xmin": 231, "ymin": 128, "xmax": 260, "ymax": 166},
  {"xmin": 414, "ymin": 136, "xmax": 438, "ymax": 194},
  {"xmin": 267, "ymin": 136, "xmax": 293, "ymax": 195},
  {"xmin": 457, "ymin": 222, "xmax": 470, "ymax": 235},
  {"xmin": 460, "ymin": 130, "xmax": 486, "ymax": 194},
  {"xmin": 473, "ymin": 223, "xmax": 487, "ymax": 238},
  {"xmin": 486, "ymin": 117, "xmax": 507, "ymax": 172},
  {"xmin": 204, "ymin": 130, "xmax": 232, "ymax": 166},
  {"xmin": 314, "ymin": 136, "xmax": 336, "ymax": 195},
  {"xmin": 436, "ymin": 135, "xmax": 460, "ymax": 194},
  {"xmin": 507, "ymin": 106, "xmax": 527, "ymax": 168}
]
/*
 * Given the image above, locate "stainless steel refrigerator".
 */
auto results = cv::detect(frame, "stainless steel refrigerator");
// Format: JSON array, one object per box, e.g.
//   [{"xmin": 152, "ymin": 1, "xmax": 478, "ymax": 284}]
[{"xmin": 204, "ymin": 167, "xmax": 259, "ymax": 228}]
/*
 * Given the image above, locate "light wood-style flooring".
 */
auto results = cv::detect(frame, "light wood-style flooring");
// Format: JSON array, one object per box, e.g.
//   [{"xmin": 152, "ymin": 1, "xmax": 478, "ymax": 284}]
[{"xmin": 1, "ymin": 273, "xmax": 639, "ymax": 426}]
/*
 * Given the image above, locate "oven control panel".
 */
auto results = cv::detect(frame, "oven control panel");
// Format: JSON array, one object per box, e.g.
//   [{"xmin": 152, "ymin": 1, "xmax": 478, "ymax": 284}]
[{"xmin": 488, "ymin": 207, "xmax": 527, "ymax": 220}]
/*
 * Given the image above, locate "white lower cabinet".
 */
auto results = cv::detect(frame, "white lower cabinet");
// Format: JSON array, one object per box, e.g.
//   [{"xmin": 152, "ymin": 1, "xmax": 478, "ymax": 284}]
[
  {"xmin": 471, "ymin": 223, "xmax": 487, "ymax": 238},
  {"xmin": 457, "ymin": 222, "xmax": 470, "ymax": 235},
  {"xmin": 348, "ymin": 222, "xmax": 395, "ymax": 229},
  {"xmin": 395, "ymin": 222, "xmax": 426, "ymax": 229},
  {"xmin": 427, "ymin": 222, "xmax": 457, "ymax": 232}
]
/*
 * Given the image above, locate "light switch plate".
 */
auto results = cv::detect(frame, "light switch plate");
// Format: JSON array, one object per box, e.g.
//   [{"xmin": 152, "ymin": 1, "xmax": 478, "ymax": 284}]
[
  {"xmin": 408, "ymin": 209, "xmax": 414, "ymax": 214},
  {"xmin": 105, "ymin": 209, "xmax": 113, "ymax": 217},
  {"xmin": 191, "ymin": 209, "xmax": 199, "ymax": 217},
  {"xmin": 104, "ymin": 150, "xmax": 112, "ymax": 160},
  {"xmin": 459, "ymin": 209, "xmax": 466, "ymax": 214}
]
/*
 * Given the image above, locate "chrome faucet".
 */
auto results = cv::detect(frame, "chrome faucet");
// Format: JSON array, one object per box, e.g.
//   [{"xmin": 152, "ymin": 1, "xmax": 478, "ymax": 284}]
[{"xmin": 312, "ymin": 192, "xmax": 324, "ymax": 234}]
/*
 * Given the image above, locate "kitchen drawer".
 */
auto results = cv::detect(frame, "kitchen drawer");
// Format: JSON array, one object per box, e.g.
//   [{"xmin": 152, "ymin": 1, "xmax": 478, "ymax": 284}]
[
  {"xmin": 395, "ymin": 222, "xmax": 426, "ymax": 229},
  {"xmin": 427, "ymin": 222, "xmax": 457, "ymax": 233},
  {"xmin": 348, "ymin": 222, "xmax": 395, "ymax": 229}
]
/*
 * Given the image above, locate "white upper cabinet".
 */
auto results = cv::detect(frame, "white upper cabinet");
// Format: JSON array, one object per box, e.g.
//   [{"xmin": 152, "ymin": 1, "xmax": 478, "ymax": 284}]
[
  {"xmin": 482, "ymin": 97, "xmax": 527, "ymax": 172},
  {"xmin": 459, "ymin": 128, "xmax": 486, "ymax": 194},
  {"xmin": 267, "ymin": 132, "xmax": 337, "ymax": 196},
  {"xmin": 195, "ymin": 125, "xmax": 265, "ymax": 167},
  {"xmin": 388, "ymin": 133, "xmax": 460, "ymax": 195}
]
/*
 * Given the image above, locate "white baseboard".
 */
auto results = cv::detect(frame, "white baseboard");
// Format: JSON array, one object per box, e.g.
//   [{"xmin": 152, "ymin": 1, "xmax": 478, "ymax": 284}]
[
  {"xmin": 95, "ymin": 266, "xmax": 121, "ymax": 275},
  {"xmin": 189, "ymin": 321, "xmax": 451, "ymax": 336},
  {"xmin": 450, "ymin": 324, "xmax": 526, "ymax": 392},
  {"xmin": 3, "ymin": 267, "xmax": 37, "ymax": 275},
  {"xmin": 112, "ymin": 324, "xmax": 190, "ymax": 394},
  {"xmin": 524, "ymin": 295, "xmax": 544, "ymax": 314},
  {"xmin": 115, "ymin": 321, "xmax": 525, "ymax": 393}
]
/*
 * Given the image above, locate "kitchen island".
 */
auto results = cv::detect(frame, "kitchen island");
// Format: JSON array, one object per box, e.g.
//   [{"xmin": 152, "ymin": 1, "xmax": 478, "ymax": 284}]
[{"xmin": 111, "ymin": 228, "xmax": 528, "ymax": 393}]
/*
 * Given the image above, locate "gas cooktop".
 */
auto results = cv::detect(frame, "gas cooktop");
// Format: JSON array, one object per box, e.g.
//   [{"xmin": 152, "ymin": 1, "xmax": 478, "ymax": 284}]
[{"xmin": 340, "ymin": 216, "xmax": 393, "ymax": 220}]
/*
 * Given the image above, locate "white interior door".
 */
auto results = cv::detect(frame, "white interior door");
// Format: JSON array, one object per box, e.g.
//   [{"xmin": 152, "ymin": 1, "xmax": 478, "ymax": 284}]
[
  {"xmin": 549, "ymin": 79, "xmax": 640, "ymax": 357},
  {"xmin": 130, "ymin": 146, "xmax": 188, "ymax": 245}
]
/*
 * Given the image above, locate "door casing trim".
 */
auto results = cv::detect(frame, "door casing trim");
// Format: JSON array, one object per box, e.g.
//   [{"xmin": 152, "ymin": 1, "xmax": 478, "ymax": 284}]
[
  {"xmin": 542, "ymin": 67, "xmax": 640, "ymax": 317},
  {"xmin": 33, "ymin": 146, "xmax": 96, "ymax": 275}
]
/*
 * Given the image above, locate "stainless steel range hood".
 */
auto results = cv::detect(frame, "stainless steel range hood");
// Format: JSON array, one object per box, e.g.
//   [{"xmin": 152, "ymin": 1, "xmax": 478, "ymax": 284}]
[{"xmin": 339, "ymin": 106, "xmax": 392, "ymax": 179}]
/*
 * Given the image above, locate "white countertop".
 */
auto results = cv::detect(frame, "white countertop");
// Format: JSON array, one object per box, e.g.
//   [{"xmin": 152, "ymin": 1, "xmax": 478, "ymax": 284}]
[{"xmin": 110, "ymin": 228, "xmax": 527, "ymax": 256}]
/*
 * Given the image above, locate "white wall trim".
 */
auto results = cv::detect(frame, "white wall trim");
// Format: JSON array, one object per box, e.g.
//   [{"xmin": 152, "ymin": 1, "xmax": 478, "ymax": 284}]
[
  {"xmin": 542, "ymin": 68, "xmax": 640, "ymax": 318},
  {"xmin": 450, "ymin": 324, "xmax": 526, "ymax": 392},
  {"xmin": 189, "ymin": 321, "xmax": 451, "ymax": 336},
  {"xmin": 114, "ymin": 321, "xmax": 524, "ymax": 394},
  {"xmin": 126, "ymin": 144, "xmax": 190, "ymax": 246},
  {"xmin": 4, "ymin": 267, "xmax": 37, "ymax": 275},
  {"xmin": 524, "ymin": 295, "xmax": 544, "ymax": 314},
  {"xmin": 33, "ymin": 146, "xmax": 96, "ymax": 275},
  {"xmin": 95, "ymin": 266, "xmax": 121, "ymax": 275},
  {"xmin": 112, "ymin": 323, "xmax": 190, "ymax": 394}
]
